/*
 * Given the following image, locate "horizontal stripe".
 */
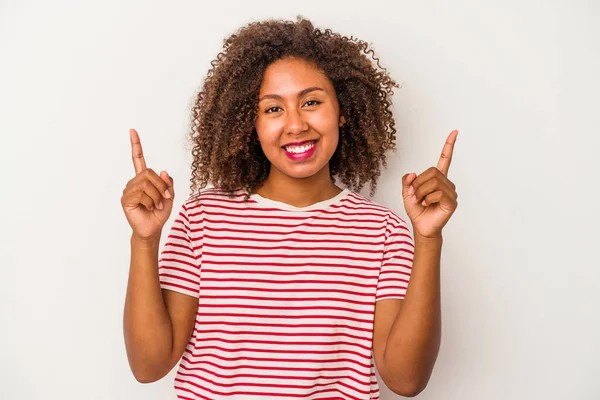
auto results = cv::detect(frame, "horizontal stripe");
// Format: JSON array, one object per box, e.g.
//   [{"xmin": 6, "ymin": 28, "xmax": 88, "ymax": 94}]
[
  {"xmin": 181, "ymin": 354, "xmax": 374, "ymax": 378},
  {"xmin": 193, "ymin": 336, "xmax": 372, "ymax": 352},
  {"xmin": 199, "ymin": 294, "xmax": 374, "ymax": 306},
  {"xmin": 194, "ymin": 326, "xmax": 373, "ymax": 338},
  {"xmin": 203, "ymin": 233, "xmax": 386, "ymax": 246}
]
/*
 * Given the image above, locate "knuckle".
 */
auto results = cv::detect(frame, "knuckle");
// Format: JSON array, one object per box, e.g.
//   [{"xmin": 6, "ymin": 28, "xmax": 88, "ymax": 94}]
[
  {"xmin": 142, "ymin": 180, "xmax": 154, "ymax": 192},
  {"xmin": 125, "ymin": 179, "xmax": 135, "ymax": 190}
]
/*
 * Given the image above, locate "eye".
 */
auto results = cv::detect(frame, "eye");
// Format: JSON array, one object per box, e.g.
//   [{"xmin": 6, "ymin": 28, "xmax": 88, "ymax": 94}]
[
  {"xmin": 265, "ymin": 106, "xmax": 282, "ymax": 114},
  {"xmin": 304, "ymin": 100, "xmax": 321, "ymax": 107}
]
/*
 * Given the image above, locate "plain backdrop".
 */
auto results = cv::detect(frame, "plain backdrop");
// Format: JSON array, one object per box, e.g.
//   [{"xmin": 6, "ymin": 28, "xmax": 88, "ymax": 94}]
[{"xmin": 1, "ymin": 0, "xmax": 598, "ymax": 399}]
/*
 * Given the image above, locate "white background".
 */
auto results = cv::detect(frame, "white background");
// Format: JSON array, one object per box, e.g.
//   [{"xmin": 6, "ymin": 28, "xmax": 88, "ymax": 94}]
[{"xmin": 1, "ymin": 0, "xmax": 598, "ymax": 399}]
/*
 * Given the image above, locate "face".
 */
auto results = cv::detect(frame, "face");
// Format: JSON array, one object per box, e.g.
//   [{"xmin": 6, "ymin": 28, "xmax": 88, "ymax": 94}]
[{"xmin": 255, "ymin": 57, "xmax": 344, "ymax": 181}]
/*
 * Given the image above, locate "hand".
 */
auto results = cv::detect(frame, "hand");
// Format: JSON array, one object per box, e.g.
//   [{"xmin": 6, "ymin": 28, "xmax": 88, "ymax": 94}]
[
  {"xmin": 121, "ymin": 128, "xmax": 175, "ymax": 241},
  {"xmin": 402, "ymin": 130, "xmax": 459, "ymax": 240}
]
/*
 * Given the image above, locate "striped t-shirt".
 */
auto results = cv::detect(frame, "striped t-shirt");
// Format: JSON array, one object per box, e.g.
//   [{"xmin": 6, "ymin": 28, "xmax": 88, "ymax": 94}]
[{"xmin": 158, "ymin": 187, "xmax": 415, "ymax": 400}]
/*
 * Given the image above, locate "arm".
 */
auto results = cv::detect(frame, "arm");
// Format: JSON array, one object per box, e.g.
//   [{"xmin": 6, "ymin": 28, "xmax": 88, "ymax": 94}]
[
  {"xmin": 123, "ymin": 234, "xmax": 198, "ymax": 383},
  {"xmin": 121, "ymin": 129, "xmax": 199, "ymax": 383},
  {"xmin": 376, "ymin": 130, "xmax": 458, "ymax": 396},
  {"xmin": 381, "ymin": 234, "xmax": 442, "ymax": 396}
]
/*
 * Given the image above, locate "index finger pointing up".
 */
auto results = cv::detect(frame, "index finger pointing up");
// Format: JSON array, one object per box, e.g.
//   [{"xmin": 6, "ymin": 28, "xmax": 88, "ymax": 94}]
[
  {"xmin": 436, "ymin": 129, "xmax": 458, "ymax": 176},
  {"xmin": 129, "ymin": 128, "xmax": 147, "ymax": 175}
]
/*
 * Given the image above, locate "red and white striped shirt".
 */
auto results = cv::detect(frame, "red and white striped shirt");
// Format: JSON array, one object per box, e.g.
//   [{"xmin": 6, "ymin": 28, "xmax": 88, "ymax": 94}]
[{"xmin": 158, "ymin": 187, "xmax": 414, "ymax": 400}]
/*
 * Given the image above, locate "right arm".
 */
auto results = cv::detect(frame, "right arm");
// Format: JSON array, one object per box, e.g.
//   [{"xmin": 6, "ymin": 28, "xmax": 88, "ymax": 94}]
[
  {"xmin": 121, "ymin": 128, "xmax": 198, "ymax": 383},
  {"xmin": 123, "ymin": 234, "xmax": 198, "ymax": 383}
]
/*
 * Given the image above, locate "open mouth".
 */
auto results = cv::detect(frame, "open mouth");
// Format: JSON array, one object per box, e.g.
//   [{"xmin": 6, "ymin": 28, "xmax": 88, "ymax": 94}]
[
  {"xmin": 282, "ymin": 140, "xmax": 318, "ymax": 154},
  {"xmin": 282, "ymin": 139, "xmax": 319, "ymax": 161}
]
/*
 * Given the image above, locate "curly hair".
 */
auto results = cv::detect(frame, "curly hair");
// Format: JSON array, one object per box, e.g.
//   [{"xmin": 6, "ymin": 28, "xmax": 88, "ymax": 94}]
[{"xmin": 188, "ymin": 16, "xmax": 399, "ymax": 200}]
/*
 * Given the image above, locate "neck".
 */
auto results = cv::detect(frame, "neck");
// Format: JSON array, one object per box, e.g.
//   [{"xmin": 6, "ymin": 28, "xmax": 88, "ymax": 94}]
[{"xmin": 253, "ymin": 164, "xmax": 342, "ymax": 208}]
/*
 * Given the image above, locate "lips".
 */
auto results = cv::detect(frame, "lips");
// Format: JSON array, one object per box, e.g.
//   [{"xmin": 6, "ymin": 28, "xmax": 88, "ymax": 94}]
[{"xmin": 282, "ymin": 139, "xmax": 318, "ymax": 161}]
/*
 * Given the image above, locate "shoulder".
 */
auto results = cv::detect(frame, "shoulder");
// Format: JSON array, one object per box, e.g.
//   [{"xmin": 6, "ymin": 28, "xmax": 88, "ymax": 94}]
[
  {"xmin": 344, "ymin": 191, "xmax": 409, "ymax": 227},
  {"xmin": 182, "ymin": 187, "xmax": 251, "ymax": 209},
  {"xmin": 175, "ymin": 187, "xmax": 252, "ymax": 229}
]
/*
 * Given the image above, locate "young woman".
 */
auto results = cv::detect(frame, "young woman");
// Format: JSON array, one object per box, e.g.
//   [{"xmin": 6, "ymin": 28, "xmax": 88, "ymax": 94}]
[{"xmin": 121, "ymin": 17, "xmax": 458, "ymax": 399}]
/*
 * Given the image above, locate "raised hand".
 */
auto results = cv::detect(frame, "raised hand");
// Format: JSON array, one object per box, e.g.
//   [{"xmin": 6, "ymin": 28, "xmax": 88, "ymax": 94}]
[
  {"xmin": 402, "ymin": 130, "xmax": 459, "ymax": 239},
  {"xmin": 121, "ymin": 129, "xmax": 174, "ymax": 241}
]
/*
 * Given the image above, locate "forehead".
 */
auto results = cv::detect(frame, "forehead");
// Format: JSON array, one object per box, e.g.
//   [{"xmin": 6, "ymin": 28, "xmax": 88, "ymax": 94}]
[{"xmin": 259, "ymin": 57, "xmax": 334, "ymax": 95}]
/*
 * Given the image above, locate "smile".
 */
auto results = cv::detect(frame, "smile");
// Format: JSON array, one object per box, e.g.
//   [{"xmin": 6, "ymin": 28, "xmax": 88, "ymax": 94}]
[
  {"xmin": 282, "ymin": 140, "xmax": 318, "ymax": 161},
  {"xmin": 283, "ymin": 140, "xmax": 318, "ymax": 153}
]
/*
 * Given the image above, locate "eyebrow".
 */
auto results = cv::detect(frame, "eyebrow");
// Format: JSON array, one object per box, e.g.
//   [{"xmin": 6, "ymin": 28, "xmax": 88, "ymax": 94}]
[{"xmin": 258, "ymin": 86, "xmax": 325, "ymax": 102}]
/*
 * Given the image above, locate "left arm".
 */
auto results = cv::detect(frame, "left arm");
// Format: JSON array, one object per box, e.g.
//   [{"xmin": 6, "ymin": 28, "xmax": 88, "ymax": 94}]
[
  {"xmin": 374, "ymin": 129, "xmax": 459, "ymax": 396},
  {"xmin": 379, "ymin": 234, "xmax": 443, "ymax": 396}
]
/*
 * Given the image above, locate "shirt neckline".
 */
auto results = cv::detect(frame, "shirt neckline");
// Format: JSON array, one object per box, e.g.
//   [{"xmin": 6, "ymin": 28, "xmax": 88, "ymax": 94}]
[{"xmin": 249, "ymin": 188, "xmax": 351, "ymax": 211}]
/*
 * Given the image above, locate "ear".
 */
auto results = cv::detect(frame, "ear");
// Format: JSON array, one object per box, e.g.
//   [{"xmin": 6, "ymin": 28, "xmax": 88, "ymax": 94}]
[{"xmin": 339, "ymin": 115, "xmax": 346, "ymax": 127}]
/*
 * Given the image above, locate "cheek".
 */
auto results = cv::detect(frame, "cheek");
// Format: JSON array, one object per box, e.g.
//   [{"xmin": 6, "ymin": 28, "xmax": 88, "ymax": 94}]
[
  {"xmin": 308, "ymin": 105, "xmax": 341, "ymax": 131},
  {"xmin": 308, "ymin": 114, "xmax": 340, "ymax": 146},
  {"xmin": 255, "ymin": 118, "xmax": 280, "ymax": 145}
]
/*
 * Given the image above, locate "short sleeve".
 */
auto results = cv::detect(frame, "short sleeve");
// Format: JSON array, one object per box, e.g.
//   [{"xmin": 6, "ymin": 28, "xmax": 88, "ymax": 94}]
[
  {"xmin": 158, "ymin": 200, "xmax": 203, "ymax": 298},
  {"xmin": 375, "ymin": 212, "xmax": 415, "ymax": 301}
]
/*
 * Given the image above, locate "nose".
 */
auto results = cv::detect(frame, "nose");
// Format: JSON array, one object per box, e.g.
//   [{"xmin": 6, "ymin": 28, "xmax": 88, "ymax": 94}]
[{"xmin": 285, "ymin": 108, "xmax": 308, "ymax": 135}]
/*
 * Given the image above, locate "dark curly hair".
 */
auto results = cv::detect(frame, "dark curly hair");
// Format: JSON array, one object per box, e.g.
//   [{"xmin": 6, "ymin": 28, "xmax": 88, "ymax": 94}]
[{"xmin": 188, "ymin": 16, "xmax": 399, "ymax": 200}]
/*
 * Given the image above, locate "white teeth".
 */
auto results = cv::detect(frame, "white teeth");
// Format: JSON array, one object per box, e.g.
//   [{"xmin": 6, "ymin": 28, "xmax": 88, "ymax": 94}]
[{"xmin": 284, "ymin": 141, "xmax": 316, "ymax": 154}]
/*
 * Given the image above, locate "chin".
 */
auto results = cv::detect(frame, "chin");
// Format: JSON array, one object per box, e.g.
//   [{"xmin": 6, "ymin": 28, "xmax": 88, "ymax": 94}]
[
  {"xmin": 274, "ymin": 160, "xmax": 330, "ymax": 180},
  {"xmin": 285, "ymin": 170, "xmax": 321, "ymax": 180}
]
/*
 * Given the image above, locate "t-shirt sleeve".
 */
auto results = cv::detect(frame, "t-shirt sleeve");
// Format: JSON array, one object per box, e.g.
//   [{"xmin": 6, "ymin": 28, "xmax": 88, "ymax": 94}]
[
  {"xmin": 158, "ymin": 200, "xmax": 202, "ymax": 298},
  {"xmin": 375, "ymin": 212, "xmax": 414, "ymax": 301}
]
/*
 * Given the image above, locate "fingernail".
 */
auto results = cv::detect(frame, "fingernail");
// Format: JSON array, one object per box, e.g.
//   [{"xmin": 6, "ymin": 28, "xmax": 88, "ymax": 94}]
[
  {"xmin": 422, "ymin": 200, "xmax": 427, "ymax": 206},
  {"xmin": 408, "ymin": 185, "xmax": 415, "ymax": 195},
  {"xmin": 164, "ymin": 190, "xmax": 171, "ymax": 199},
  {"xmin": 158, "ymin": 201, "xmax": 163, "ymax": 210}
]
